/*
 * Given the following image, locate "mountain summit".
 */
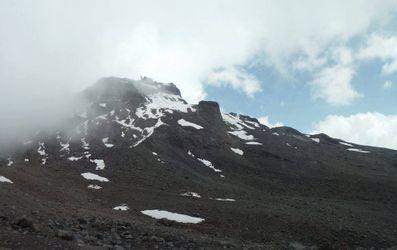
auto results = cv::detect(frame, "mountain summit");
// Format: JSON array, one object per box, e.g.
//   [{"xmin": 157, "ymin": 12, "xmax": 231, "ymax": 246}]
[{"xmin": 1, "ymin": 77, "xmax": 396, "ymax": 249}]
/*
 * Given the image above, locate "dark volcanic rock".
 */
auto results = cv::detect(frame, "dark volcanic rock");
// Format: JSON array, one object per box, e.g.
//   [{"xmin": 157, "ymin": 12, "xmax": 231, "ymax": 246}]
[
  {"xmin": 56, "ymin": 230, "xmax": 74, "ymax": 241},
  {"xmin": 15, "ymin": 217, "xmax": 40, "ymax": 232}
]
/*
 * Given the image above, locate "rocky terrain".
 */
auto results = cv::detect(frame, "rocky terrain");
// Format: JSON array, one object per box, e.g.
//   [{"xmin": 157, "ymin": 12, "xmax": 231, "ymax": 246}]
[{"xmin": 0, "ymin": 77, "xmax": 396, "ymax": 249}]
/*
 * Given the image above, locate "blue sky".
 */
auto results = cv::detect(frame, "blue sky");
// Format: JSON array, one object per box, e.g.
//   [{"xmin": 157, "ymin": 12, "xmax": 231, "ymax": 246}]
[
  {"xmin": 1, "ymin": 0, "xmax": 397, "ymax": 149},
  {"xmin": 206, "ymin": 58, "xmax": 397, "ymax": 133}
]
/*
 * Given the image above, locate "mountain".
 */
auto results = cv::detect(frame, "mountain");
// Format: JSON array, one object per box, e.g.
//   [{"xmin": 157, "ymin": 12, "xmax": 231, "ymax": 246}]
[{"xmin": 0, "ymin": 77, "xmax": 396, "ymax": 249}]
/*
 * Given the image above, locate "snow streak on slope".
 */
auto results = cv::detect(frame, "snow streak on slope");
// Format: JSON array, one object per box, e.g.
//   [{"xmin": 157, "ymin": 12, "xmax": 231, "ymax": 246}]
[
  {"xmin": 228, "ymin": 130, "xmax": 254, "ymax": 140},
  {"xmin": 246, "ymin": 141, "xmax": 262, "ymax": 145},
  {"xmin": 222, "ymin": 113, "xmax": 265, "ymax": 144},
  {"xmin": 116, "ymin": 91, "xmax": 195, "ymax": 147},
  {"xmin": 81, "ymin": 172, "xmax": 109, "ymax": 182},
  {"xmin": 311, "ymin": 138, "xmax": 320, "ymax": 143},
  {"xmin": 135, "ymin": 93, "xmax": 195, "ymax": 119},
  {"xmin": 188, "ymin": 150, "xmax": 222, "ymax": 173},
  {"xmin": 141, "ymin": 210, "xmax": 204, "ymax": 224},
  {"xmin": 180, "ymin": 192, "xmax": 201, "ymax": 198},
  {"xmin": 214, "ymin": 198, "xmax": 235, "ymax": 202},
  {"xmin": 347, "ymin": 148, "xmax": 370, "ymax": 153},
  {"xmin": 230, "ymin": 147, "xmax": 244, "ymax": 155},
  {"xmin": 0, "ymin": 176, "xmax": 13, "ymax": 183},
  {"xmin": 197, "ymin": 158, "xmax": 222, "ymax": 173},
  {"xmin": 177, "ymin": 119, "xmax": 203, "ymax": 129},
  {"xmin": 68, "ymin": 156, "xmax": 83, "ymax": 161},
  {"xmin": 340, "ymin": 141, "xmax": 354, "ymax": 147}
]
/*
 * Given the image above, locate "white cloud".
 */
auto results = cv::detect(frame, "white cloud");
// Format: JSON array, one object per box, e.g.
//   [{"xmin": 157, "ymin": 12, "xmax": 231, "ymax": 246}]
[
  {"xmin": 206, "ymin": 67, "xmax": 262, "ymax": 97},
  {"xmin": 1, "ymin": 0, "xmax": 396, "ymax": 104},
  {"xmin": 258, "ymin": 116, "xmax": 284, "ymax": 128},
  {"xmin": 333, "ymin": 47, "xmax": 354, "ymax": 65},
  {"xmin": 358, "ymin": 35, "xmax": 397, "ymax": 75},
  {"xmin": 314, "ymin": 112, "xmax": 397, "ymax": 150},
  {"xmin": 309, "ymin": 65, "xmax": 361, "ymax": 106},
  {"xmin": 309, "ymin": 47, "xmax": 361, "ymax": 106},
  {"xmin": 383, "ymin": 80, "xmax": 393, "ymax": 89}
]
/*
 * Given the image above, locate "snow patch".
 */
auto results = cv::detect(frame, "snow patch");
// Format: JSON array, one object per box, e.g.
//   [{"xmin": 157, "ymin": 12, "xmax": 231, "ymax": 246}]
[
  {"xmin": 214, "ymin": 198, "xmax": 235, "ymax": 202},
  {"xmin": 311, "ymin": 138, "xmax": 320, "ymax": 143},
  {"xmin": 245, "ymin": 120, "xmax": 260, "ymax": 128},
  {"xmin": 222, "ymin": 113, "xmax": 243, "ymax": 130},
  {"xmin": 0, "ymin": 176, "xmax": 13, "ymax": 183},
  {"xmin": 135, "ymin": 93, "xmax": 194, "ymax": 120},
  {"xmin": 346, "ymin": 148, "xmax": 370, "ymax": 154},
  {"xmin": 91, "ymin": 159, "xmax": 105, "ymax": 170},
  {"xmin": 113, "ymin": 205, "xmax": 129, "ymax": 211},
  {"xmin": 180, "ymin": 192, "xmax": 201, "ymax": 198},
  {"xmin": 177, "ymin": 119, "xmax": 203, "ymax": 129},
  {"xmin": 37, "ymin": 143, "xmax": 46, "ymax": 156},
  {"xmin": 102, "ymin": 137, "xmax": 114, "ymax": 148},
  {"xmin": 88, "ymin": 184, "xmax": 102, "ymax": 190},
  {"xmin": 115, "ymin": 117, "xmax": 142, "ymax": 131},
  {"xmin": 197, "ymin": 158, "xmax": 222, "ymax": 173},
  {"xmin": 68, "ymin": 156, "xmax": 83, "ymax": 161},
  {"xmin": 141, "ymin": 209, "xmax": 204, "ymax": 224},
  {"xmin": 339, "ymin": 141, "xmax": 354, "ymax": 147},
  {"xmin": 37, "ymin": 142, "xmax": 48, "ymax": 165},
  {"xmin": 81, "ymin": 172, "xmax": 109, "ymax": 182},
  {"xmin": 228, "ymin": 130, "xmax": 254, "ymax": 141},
  {"xmin": 7, "ymin": 159, "xmax": 13, "ymax": 167},
  {"xmin": 83, "ymin": 151, "xmax": 91, "ymax": 158},
  {"xmin": 245, "ymin": 141, "xmax": 263, "ymax": 145},
  {"xmin": 81, "ymin": 138, "xmax": 90, "ymax": 150},
  {"xmin": 133, "ymin": 119, "xmax": 165, "ymax": 147},
  {"xmin": 230, "ymin": 147, "xmax": 244, "ymax": 155},
  {"xmin": 188, "ymin": 151, "xmax": 223, "ymax": 174},
  {"xmin": 222, "ymin": 113, "xmax": 255, "ymax": 130},
  {"xmin": 59, "ymin": 141, "xmax": 70, "ymax": 152}
]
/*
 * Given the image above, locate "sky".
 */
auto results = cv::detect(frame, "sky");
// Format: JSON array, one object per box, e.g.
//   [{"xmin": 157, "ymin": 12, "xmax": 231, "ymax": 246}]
[{"xmin": 0, "ymin": 0, "xmax": 397, "ymax": 149}]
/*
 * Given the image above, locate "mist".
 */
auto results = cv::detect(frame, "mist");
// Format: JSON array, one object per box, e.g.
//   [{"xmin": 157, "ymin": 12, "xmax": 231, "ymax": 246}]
[{"xmin": 0, "ymin": 84, "xmax": 77, "ymax": 151}]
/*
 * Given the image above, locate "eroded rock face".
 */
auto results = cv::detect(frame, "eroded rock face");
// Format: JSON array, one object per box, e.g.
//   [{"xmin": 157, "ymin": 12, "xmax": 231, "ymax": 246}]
[{"xmin": 1, "ymin": 77, "xmax": 397, "ymax": 249}]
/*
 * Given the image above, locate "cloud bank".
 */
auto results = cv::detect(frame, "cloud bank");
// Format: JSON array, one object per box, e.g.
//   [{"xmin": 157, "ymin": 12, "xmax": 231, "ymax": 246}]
[
  {"xmin": 314, "ymin": 112, "xmax": 397, "ymax": 150},
  {"xmin": 1, "ymin": 0, "xmax": 397, "ymax": 102},
  {"xmin": 358, "ymin": 35, "xmax": 397, "ymax": 75}
]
